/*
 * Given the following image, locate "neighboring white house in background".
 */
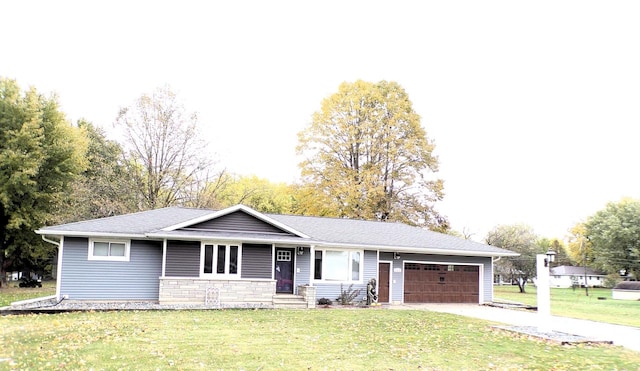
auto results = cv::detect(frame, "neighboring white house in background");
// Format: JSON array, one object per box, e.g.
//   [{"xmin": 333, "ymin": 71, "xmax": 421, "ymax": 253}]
[{"xmin": 549, "ymin": 265, "xmax": 606, "ymax": 288}]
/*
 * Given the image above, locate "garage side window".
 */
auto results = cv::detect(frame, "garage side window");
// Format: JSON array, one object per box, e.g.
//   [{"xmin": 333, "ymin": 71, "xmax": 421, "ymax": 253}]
[
  {"xmin": 314, "ymin": 250, "xmax": 362, "ymax": 283},
  {"xmin": 88, "ymin": 239, "xmax": 130, "ymax": 261}
]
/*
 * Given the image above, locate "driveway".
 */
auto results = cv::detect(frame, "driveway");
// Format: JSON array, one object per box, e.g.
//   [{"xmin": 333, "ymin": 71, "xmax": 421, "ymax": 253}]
[{"xmin": 392, "ymin": 303, "xmax": 640, "ymax": 352}]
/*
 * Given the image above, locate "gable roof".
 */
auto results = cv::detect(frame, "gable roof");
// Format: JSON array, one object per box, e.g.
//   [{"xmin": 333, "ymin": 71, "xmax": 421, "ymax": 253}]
[
  {"xmin": 162, "ymin": 205, "xmax": 309, "ymax": 238},
  {"xmin": 36, "ymin": 205, "xmax": 517, "ymax": 257}
]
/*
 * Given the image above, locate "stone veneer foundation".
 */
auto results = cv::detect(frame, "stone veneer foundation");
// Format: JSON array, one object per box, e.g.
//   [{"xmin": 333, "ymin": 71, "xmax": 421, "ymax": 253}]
[
  {"xmin": 159, "ymin": 278, "xmax": 277, "ymax": 308},
  {"xmin": 297, "ymin": 285, "xmax": 317, "ymax": 309}
]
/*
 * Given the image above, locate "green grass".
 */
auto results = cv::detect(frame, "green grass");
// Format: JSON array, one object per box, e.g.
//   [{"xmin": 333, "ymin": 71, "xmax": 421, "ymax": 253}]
[
  {"xmin": 1, "ymin": 309, "xmax": 639, "ymax": 370},
  {"xmin": 494, "ymin": 285, "xmax": 640, "ymax": 327},
  {"xmin": 0, "ymin": 280, "xmax": 56, "ymax": 307}
]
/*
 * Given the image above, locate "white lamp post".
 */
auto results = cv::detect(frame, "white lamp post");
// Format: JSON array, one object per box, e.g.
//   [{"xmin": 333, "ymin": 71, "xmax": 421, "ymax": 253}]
[{"xmin": 537, "ymin": 249, "xmax": 556, "ymax": 333}]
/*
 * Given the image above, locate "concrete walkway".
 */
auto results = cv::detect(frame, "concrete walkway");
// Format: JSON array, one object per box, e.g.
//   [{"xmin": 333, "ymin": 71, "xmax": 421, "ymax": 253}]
[{"xmin": 392, "ymin": 303, "xmax": 640, "ymax": 352}]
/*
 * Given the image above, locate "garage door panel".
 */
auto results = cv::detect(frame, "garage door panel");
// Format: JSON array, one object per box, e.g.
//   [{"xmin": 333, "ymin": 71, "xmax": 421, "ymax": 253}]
[{"xmin": 404, "ymin": 263, "xmax": 479, "ymax": 303}]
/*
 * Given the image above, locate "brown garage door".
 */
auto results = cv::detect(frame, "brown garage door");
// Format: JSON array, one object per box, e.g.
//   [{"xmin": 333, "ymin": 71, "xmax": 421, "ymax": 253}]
[{"xmin": 404, "ymin": 263, "xmax": 479, "ymax": 303}]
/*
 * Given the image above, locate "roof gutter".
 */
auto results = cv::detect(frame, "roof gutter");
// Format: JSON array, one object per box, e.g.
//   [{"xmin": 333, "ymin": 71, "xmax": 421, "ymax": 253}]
[
  {"xmin": 36, "ymin": 229, "xmax": 148, "ymax": 239},
  {"xmin": 144, "ymin": 232, "xmax": 319, "ymax": 246},
  {"xmin": 36, "ymin": 231, "xmax": 519, "ymax": 258},
  {"xmin": 145, "ymin": 233, "xmax": 518, "ymax": 257}
]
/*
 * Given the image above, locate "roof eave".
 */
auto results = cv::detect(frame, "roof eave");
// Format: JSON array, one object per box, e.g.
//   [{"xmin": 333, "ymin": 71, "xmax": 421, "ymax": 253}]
[
  {"xmin": 36, "ymin": 228, "xmax": 518, "ymax": 257},
  {"xmin": 36, "ymin": 229, "xmax": 148, "ymax": 239},
  {"xmin": 313, "ymin": 241, "xmax": 519, "ymax": 257},
  {"xmin": 145, "ymin": 232, "xmax": 315, "ymax": 245}
]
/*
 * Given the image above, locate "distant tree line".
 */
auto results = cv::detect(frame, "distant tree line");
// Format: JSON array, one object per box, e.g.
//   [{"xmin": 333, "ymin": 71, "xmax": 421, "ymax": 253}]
[{"xmin": 488, "ymin": 197, "xmax": 640, "ymax": 293}]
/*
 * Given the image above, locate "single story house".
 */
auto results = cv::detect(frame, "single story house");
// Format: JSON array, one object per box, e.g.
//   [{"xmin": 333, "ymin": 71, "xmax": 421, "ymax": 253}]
[
  {"xmin": 549, "ymin": 265, "xmax": 606, "ymax": 288},
  {"xmin": 36, "ymin": 205, "xmax": 517, "ymax": 308}
]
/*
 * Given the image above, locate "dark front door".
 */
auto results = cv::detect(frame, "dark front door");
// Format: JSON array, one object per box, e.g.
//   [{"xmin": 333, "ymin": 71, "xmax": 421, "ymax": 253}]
[
  {"xmin": 275, "ymin": 248, "xmax": 294, "ymax": 293},
  {"xmin": 378, "ymin": 262, "xmax": 390, "ymax": 303}
]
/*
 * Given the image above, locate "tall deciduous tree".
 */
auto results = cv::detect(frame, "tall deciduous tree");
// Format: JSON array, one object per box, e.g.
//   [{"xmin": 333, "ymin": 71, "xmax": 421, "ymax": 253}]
[
  {"xmin": 52, "ymin": 120, "xmax": 138, "ymax": 223},
  {"xmin": 486, "ymin": 224, "xmax": 541, "ymax": 293},
  {"xmin": 216, "ymin": 175, "xmax": 295, "ymax": 214},
  {"xmin": 115, "ymin": 86, "xmax": 217, "ymax": 210},
  {"xmin": 296, "ymin": 80, "xmax": 446, "ymax": 230},
  {"xmin": 566, "ymin": 223, "xmax": 594, "ymax": 266},
  {"xmin": 0, "ymin": 78, "xmax": 87, "ymax": 285},
  {"xmin": 584, "ymin": 198, "xmax": 640, "ymax": 279}
]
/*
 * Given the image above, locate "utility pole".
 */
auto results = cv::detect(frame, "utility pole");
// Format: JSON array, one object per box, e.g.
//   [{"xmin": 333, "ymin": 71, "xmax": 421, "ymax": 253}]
[{"xmin": 581, "ymin": 238, "xmax": 589, "ymax": 297}]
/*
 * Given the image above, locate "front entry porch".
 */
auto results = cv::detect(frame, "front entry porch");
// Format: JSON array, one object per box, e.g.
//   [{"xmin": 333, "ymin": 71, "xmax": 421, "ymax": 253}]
[{"xmin": 159, "ymin": 278, "xmax": 316, "ymax": 308}]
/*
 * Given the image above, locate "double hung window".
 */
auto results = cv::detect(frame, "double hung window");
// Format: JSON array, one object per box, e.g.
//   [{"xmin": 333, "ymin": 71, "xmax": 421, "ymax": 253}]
[{"xmin": 202, "ymin": 243, "xmax": 239, "ymax": 276}]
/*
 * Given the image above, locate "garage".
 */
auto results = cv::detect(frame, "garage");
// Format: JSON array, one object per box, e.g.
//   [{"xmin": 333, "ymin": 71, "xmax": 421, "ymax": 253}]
[{"xmin": 404, "ymin": 263, "xmax": 479, "ymax": 303}]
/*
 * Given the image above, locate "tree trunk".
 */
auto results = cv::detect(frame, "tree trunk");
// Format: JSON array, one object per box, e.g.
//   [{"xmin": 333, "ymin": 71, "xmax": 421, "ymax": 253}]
[
  {"xmin": 0, "ymin": 247, "xmax": 6, "ymax": 289},
  {"xmin": 517, "ymin": 277, "xmax": 527, "ymax": 293}
]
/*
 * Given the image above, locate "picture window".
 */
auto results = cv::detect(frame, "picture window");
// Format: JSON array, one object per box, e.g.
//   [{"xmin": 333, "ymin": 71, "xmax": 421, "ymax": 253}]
[{"xmin": 313, "ymin": 250, "xmax": 362, "ymax": 282}]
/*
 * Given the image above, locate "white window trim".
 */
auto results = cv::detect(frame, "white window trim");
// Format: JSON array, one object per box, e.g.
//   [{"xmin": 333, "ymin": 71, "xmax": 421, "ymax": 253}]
[
  {"xmin": 200, "ymin": 242, "xmax": 242, "ymax": 278},
  {"xmin": 88, "ymin": 238, "xmax": 130, "ymax": 262},
  {"xmin": 313, "ymin": 249, "xmax": 364, "ymax": 284}
]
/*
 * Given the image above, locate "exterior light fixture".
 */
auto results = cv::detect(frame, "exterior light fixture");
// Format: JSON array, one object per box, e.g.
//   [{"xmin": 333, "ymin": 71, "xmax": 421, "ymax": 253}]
[
  {"xmin": 297, "ymin": 246, "xmax": 304, "ymax": 255},
  {"xmin": 393, "ymin": 252, "xmax": 401, "ymax": 260},
  {"xmin": 544, "ymin": 249, "xmax": 556, "ymax": 268}
]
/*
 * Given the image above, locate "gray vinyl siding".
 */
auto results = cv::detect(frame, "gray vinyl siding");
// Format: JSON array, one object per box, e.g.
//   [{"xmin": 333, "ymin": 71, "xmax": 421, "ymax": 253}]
[
  {"xmin": 60, "ymin": 237, "xmax": 161, "ymax": 300},
  {"xmin": 241, "ymin": 244, "xmax": 272, "ymax": 279},
  {"xmin": 295, "ymin": 247, "xmax": 311, "ymax": 287},
  {"xmin": 187, "ymin": 210, "xmax": 293, "ymax": 235},
  {"xmin": 165, "ymin": 240, "xmax": 200, "ymax": 277},
  {"xmin": 363, "ymin": 250, "xmax": 377, "ymax": 283},
  {"xmin": 387, "ymin": 253, "xmax": 493, "ymax": 303},
  {"xmin": 314, "ymin": 250, "xmax": 377, "ymax": 303}
]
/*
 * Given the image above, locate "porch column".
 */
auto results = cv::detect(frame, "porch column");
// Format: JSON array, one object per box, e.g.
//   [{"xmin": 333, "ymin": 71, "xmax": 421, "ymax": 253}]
[
  {"xmin": 309, "ymin": 245, "xmax": 315, "ymax": 286},
  {"xmin": 161, "ymin": 239, "xmax": 167, "ymax": 277}
]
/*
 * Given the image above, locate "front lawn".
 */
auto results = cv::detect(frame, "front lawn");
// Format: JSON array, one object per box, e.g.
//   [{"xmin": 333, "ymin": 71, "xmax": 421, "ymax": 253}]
[
  {"xmin": 1, "ymin": 309, "xmax": 639, "ymax": 370},
  {"xmin": 0, "ymin": 280, "xmax": 56, "ymax": 307},
  {"xmin": 494, "ymin": 285, "xmax": 640, "ymax": 327}
]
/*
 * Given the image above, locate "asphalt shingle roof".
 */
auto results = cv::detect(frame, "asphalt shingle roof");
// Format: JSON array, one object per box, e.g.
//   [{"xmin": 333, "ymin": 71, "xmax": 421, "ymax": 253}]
[
  {"xmin": 39, "ymin": 207, "xmax": 212, "ymax": 235},
  {"xmin": 37, "ymin": 206, "xmax": 516, "ymax": 256},
  {"xmin": 267, "ymin": 213, "xmax": 511, "ymax": 254}
]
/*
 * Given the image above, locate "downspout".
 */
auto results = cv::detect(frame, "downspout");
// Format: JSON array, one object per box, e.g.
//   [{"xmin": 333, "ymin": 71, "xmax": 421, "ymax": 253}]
[
  {"xmin": 42, "ymin": 235, "xmax": 60, "ymax": 248},
  {"xmin": 493, "ymin": 256, "xmax": 501, "ymax": 284},
  {"xmin": 41, "ymin": 235, "xmax": 62, "ymax": 301},
  {"xmin": 491, "ymin": 256, "xmax": 502, "ymax": 301}
]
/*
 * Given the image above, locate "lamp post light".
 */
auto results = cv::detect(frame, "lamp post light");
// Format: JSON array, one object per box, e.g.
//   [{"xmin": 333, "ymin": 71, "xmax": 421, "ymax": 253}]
[
  {"xmin": 544, "ymin": 249, "xmax": 556, "ymax": 267},
  {"xmin": 537, "ymin": 249, "xmax": 556, "ymax": 333}
]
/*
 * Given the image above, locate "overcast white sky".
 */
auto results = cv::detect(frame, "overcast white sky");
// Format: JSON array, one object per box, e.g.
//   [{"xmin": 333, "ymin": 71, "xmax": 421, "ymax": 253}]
[{"xmin": 3, "ymin": 1, "xmax": 640, "ymax": 241}]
